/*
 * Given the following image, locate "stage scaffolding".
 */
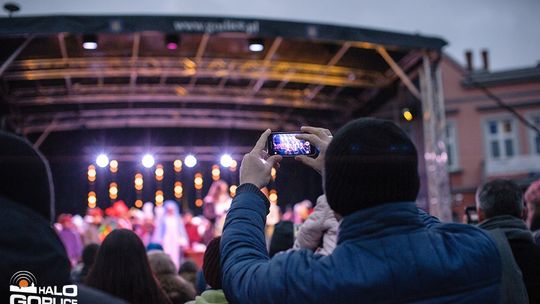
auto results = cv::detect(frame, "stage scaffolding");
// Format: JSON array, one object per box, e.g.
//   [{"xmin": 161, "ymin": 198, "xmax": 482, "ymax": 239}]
[{"xmin": 0, "ymin": 16, "xmax": 452, "ymax": 221}]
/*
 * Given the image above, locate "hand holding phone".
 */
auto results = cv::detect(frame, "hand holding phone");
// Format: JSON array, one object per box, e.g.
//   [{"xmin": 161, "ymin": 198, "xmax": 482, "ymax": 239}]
[{"xmin": 294, "ymin": 126, "xmax": 333, "ymax": 175}]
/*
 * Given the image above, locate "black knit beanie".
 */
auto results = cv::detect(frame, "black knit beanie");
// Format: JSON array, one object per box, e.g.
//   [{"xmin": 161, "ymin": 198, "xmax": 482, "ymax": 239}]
[
  {"xmin": 203, "ymin": 236, "xmax": 222, "ymax": 289},
  {"xmin": 324, "ymin": 118, "xmax": 419, "ymax": 216}
]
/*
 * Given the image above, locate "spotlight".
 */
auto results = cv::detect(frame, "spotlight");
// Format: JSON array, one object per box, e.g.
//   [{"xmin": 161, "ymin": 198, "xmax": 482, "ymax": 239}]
[
  {"xmin": 194, "ymin": 173, "xmax": 203, "ymax": 190},
  {"xmin": 173, "ymin": 159, "xmax": 183, "ymax": 173},
  {"xmin": 269, "ymin": 189, "xmax": 278, "ymax": 202},
  {"xmin": 403, "ymin": 108, "xmax": 413, "ymax": 122},
  {"xmin": 165, "ymin": 34, "xmax": 179, "ymax": 50},
  {"xmin": 109, "ymin": 182, "xmax": 118, "ymax": 200},
  {"xmin": 271, "ymin": 167, "xmax": 277, "ymax": 181},
  {"xmin": 135, "ymin": 200, "xmax": 143, "ymax": 208},
  {"xmin": 212, "ymin": 165, "xmax": 220, "ymax": 181},
  {"xmin": 229, "ymin": 185, "xmax": 237, "ymax": 197},
  {"xmin": 195, "ymin": 199, "xmax": 203, "ymax": 207},
  {"xmin": 82, "ymin": 34, "xmax": 98, "ymax": 50},
  {"xmin": 87, "ymin": 165, "xmax": 96, "ymax": 183},
  {"xmin": 174, "ymin": 181, "xmax": 183, "ymax": 199},
  {"xmin": 134, "ymin": 173, "xmax": 143, "ymax": 191},
  {"xmin": 249, "ymin": 38, "xmax": 264, "ymax": 52},
  {"xmin": 142, "ymin": 154, "xmax": 155, "ymax": 168},
  {"xmin": 155, "ymin": 190, "xmax": 164, "ymax": 206},
  {"xmin": 220, "ymin": 154, "xmax": 233, "ymax": 168},
  {"xmin": 184, "ymin": 155, "xmax": 197, "ymax": 168},
  {"xmin": 96, "ymin": 154, "xmax": 109, "ymax": 168},
  {"xmin": 88, "ymin": 191, "xmax": 97, "ymax": 208},
  {"xmin": 109, "ymin": 160, "xmax": 118, "ymax": 173},
  {"xmin": 155, "ymin": 164, "xmax": 164, "ymax": 181}
]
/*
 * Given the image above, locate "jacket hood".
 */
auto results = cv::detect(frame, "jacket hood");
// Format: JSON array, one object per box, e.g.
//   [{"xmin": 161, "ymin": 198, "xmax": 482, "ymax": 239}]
[{"xmin": 0, "ymin": 131, "xmax": 55, "ymax": 222}]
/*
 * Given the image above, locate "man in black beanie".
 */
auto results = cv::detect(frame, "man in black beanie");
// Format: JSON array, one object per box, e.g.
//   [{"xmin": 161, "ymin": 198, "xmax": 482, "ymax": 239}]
[
  {"xmin": 324, "ymin": 118, "xmax": 419, "ymax": 215},
  {"xmin": 220, "ymin": 118, "xmax": 503, "ymax": 304}
]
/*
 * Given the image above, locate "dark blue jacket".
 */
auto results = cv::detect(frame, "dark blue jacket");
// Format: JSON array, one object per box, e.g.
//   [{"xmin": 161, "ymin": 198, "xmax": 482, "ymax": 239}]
[{"xmin": 221, "ymin": 184, "xmax": 502, "ymax": 304}]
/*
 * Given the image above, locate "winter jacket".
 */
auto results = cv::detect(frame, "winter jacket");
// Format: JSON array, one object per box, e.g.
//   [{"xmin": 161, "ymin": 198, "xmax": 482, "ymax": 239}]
[
  {"xmin": 293, "ymin": 195, "xmax": 339, "ymax": 255},
  {"xmin": 479, "ymin": 215, "xmax": 540, "ymax": 303},
  {"xmin": 0, "ymin": 130, "xmax": 125, "ymax": 304},
  {"xmin": 221, "ymin": 184, "xmax": 502, "ymax": 304}
]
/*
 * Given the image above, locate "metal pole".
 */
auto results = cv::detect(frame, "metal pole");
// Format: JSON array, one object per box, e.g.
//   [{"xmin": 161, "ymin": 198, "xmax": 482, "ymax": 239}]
[{"xmin": 419, "ymin": 53, "xmax": 452, "ymax": 222}]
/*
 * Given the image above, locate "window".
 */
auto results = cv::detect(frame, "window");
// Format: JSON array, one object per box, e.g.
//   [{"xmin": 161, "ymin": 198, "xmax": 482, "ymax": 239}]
[
  {"xmin": 529, "ymin": 114, "xmax": 540, "ymax": 155},
  {"xmin": 484, "ymin": 118, "xmax": 518, "ymax": 160},
  {"xmin": 445, "ymin": 121, "xmax": 459, "ymax": 171}
]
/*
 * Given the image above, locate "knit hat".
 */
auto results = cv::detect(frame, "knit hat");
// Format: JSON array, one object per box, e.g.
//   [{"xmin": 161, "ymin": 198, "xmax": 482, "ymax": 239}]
[
  {"xmin": 525, "ymin": 179, "xmax": 540, "ymax": 206},
  {"xmin": 203, "ymin": 236, "xmax": 222, "ymax": 289},
  {"xmin": 324, "ymin": 118, "xmax": 420, "ymax": 216},
  {"xmin": 269, "ymin": 221, "xmax": 294, "ymax": 257}
]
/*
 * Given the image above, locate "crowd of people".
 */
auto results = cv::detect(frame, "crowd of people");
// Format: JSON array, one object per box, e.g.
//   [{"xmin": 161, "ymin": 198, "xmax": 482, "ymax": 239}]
[{"xmin": 2, "ymin": 118, "xmax": 540, "ymax": 303}]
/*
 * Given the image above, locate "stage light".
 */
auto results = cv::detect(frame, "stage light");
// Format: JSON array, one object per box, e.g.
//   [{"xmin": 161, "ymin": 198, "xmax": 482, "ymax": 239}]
[
  {"xmin": 229, "ymin": 159, "xmax": 237, "ymax": 172},
  {"xmin": 155, "ymin": 164, "xmax": 164, "ymax": 181},
  {"xmin": 271, "ymin": 167, "xmax": 277, "ymax": 181},
  {"xmin": 403, "ymin": 108, "xmax": 413, "ymax": 122},
  {"xmin": 173, "ymin": 159, "xmax": 183, "ymax": 172},
  {"xmin": 96, "ymin": 154, "xmax": 109, "ymax": 168},
  {"xmin": 88, "ymin": 191, "xmax": 97, "ymax": 208},
  {"xmin": 165, "ymin": 34, "xmax": 179, "ymax": 50},
  {"xmin": 249, "ymin": 39, "xmax": 264, "ymax": 52},
  {"xmin": 194, "ymin": 173, "xmax": 203, "ymax": 190},
  {"xmin": 82, "ymin": 34, "xmax": 98, "ymax": 50},
  {"xmin": 174, "ymin": 181, "xmax": 183, "ymax": 199},
  {"xmin": 88, "ymin": 165, "xmax": 96, "ymax": 182},
  {"xmin": 155, "ymin": 190, "xmax": 164, "ymax": 206},
  {"xmin": 135, "ymin": 200, "xmax": 143, "ymax": 208},
  {"xmin": 109, "ymin": 182, "xmax": 118, "ymax": 200},
  {"xmin": 269, "ymin": 189, "xmax": 278, "ymax": 202},
  {"xmin": 142, "ymin": 154, "xmax": 155, "ymax": 168},
  {"xmin": 230, "ymin": 185, "xmax": 237, "ymax": 197},
  {"xmin": 185, "ymin": 155, "xmax": 197, "ymax": 168},
  {"xmin": 109, "ymin": 160, "xmax": 118, "ymax": 173},
  {"xmin": 220, "ymin": 154, "xmax": 233, "ymax": 167},
  {"xmin": 134, "ymin": 173, "xmax": 143, "ymax": 191},
  {"xmin": 212, "ymin": 165, "xmax": 220, "ymax": 181},
  {"xmin": 195, "ymin": 199, "xmax": 203, "ymax": 207}
]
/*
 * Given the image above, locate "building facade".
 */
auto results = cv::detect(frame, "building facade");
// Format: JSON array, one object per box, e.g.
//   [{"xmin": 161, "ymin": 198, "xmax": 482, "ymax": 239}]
[{"xmin": 441, "ymin": 53, "xmax": 540, "ymax": 221}]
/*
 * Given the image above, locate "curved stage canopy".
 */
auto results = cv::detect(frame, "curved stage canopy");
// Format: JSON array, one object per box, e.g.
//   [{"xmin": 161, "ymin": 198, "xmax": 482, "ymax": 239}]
[
  {"xmin": 0, "ymin": 15, "xmax": 445, "ymax": 135},
  {"xmin": 0, "ymin": 16, "xmax": 451, "ymax": 220}
]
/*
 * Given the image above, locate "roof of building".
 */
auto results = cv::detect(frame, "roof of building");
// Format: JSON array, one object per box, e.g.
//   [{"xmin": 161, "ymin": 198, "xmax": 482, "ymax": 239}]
[{"xmin": 463, "ymin": 65, "xmax": 540, "ymax": 87}]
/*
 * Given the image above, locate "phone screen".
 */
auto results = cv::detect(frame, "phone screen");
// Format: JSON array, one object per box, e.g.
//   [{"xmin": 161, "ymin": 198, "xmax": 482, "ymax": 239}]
[
  {"xmin": 465, "ymin": 206, "xmax": 479, "ymax": 224},
  {"xmin": 268, "ymin": 132, "xmax": 314, "ymax": 156}
]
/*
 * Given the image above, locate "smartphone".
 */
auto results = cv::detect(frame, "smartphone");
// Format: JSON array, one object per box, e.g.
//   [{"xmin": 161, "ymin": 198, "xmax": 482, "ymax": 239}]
[
  {"xmin": 464, "ymin": 206, "xmax": 479, "ymax": 224},
  {"xmin": 267, "ymin": 132, "xmax": 316, "ymax": 157}
]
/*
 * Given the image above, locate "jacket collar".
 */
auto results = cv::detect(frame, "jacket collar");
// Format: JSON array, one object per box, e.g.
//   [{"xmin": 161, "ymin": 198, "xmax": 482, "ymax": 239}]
[
  {"xmin": 338, "ymin": 202, "xmax": 424, "ymax": 244},
  {"xmin": 478, "ymin": 215, "xmax": 533, "ymax": 242}
]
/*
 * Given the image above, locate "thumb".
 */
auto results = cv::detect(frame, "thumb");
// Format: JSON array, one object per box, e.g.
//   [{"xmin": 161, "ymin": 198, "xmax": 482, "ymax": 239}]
[{"xmin": 266, "ymin": 155, "xmax": 282, "ymax": 167}]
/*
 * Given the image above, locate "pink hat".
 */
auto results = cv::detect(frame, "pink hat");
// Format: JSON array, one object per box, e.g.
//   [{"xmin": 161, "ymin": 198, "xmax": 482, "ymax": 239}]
[{"xmin": 525, "ymin": 179, "xmax": 540, "ymax": 205}]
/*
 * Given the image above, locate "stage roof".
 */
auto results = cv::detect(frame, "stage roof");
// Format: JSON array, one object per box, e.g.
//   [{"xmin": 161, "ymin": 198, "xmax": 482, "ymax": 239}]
[{"xmin": 0, "ymin": 15, "xmax": 446, "ymax": 135}]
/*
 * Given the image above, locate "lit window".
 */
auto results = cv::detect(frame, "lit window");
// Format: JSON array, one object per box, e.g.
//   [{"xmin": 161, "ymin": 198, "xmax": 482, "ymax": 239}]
[{"xmin": 529, "ymin": 114, "xmax": 540, "ymax": 155}]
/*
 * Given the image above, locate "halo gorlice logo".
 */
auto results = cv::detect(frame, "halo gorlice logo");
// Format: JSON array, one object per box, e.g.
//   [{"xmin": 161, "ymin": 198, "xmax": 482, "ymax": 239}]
[{"xmin": 9, "ymin": 271, "xmax": 78, "ymax": 304}]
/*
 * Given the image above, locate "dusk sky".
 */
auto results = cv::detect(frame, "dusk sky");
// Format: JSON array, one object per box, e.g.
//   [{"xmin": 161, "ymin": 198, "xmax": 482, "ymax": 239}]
[{"xmin": 6, "ymin": 0, "xmax": 540, "ymax": 71}]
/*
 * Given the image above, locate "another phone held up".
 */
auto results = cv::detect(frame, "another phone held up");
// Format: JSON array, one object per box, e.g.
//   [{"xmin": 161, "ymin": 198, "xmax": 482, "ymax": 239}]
[{"xmin": 267, "ymin": 132, "xmax": 316, "ymax": 157}]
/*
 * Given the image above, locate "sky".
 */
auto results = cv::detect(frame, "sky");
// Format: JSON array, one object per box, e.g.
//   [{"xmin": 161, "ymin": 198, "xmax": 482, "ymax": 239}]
[{"xmin": 6, "ymin": 0, "xmax": 540, "ymax": 71}]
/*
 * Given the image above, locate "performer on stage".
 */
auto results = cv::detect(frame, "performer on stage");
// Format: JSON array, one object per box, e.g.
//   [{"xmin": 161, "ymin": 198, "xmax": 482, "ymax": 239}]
[
  {"xmin": 154, "ymin": 200, "xmax": 189, "ymax": 269},
  {"xmin": 203, "ymin": 180, "xmax": 232, "ymax": 236}
]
